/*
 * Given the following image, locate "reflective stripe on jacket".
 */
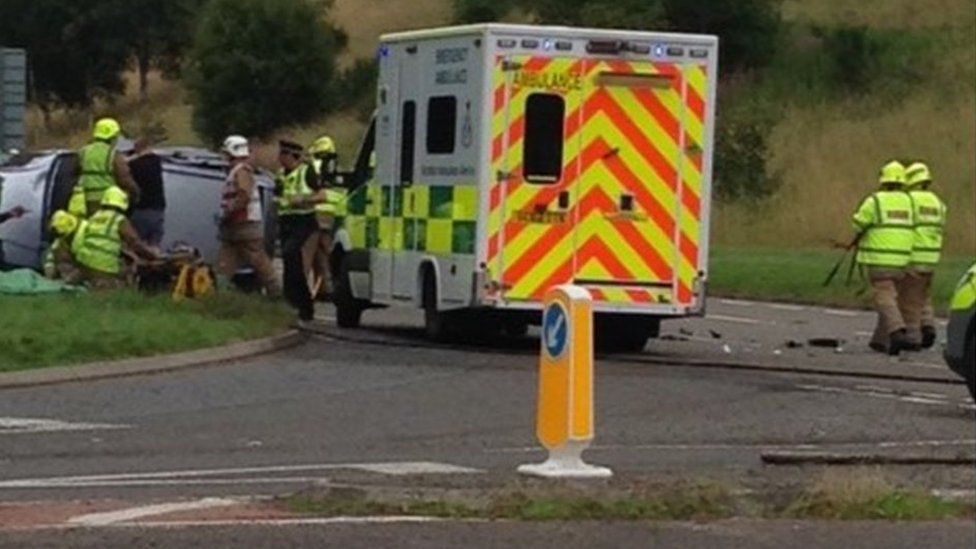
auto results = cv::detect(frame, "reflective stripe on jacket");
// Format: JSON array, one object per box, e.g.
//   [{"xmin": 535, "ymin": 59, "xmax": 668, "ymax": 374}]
[
  {"xmin": 76, "ymin": 209, "xmax": 124, "ymax": 275},
  {"xmin": 277, "ymin": 163, "xmax": 315, "ymax": 217},
  {"xmin": 852, "ymin": 190, "xmax": 915, "ymax": 268},
  {"xmin": 78, "ymin": 141, "xmax": 116, "ymax": 195},
  {"xmin": 909, "ymin": 189, "xmax": 947, "ymax": 267}
]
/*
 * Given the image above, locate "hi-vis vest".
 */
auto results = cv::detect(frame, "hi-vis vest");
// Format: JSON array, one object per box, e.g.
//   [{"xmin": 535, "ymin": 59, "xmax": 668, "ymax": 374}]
[
  {"xmin": 222, "ymin": 163, "xmax": 262, "ymax": 224},
  {"xmin": 852, "ymin": 190, "xmax": 915, "ymax": 268},
  {"xmin": 908, "ymin": 189, "xmax": 947, "ymax": 267},
  {"xmin": 78, "ymin": 141, "xmax": 116, "ymax": 196},
  {"xmin": 277, "ymin": 164, "xmax": 315, "ymax": 217},
  {"xmin": 76, "ymin": 209, "xmax": 124, "ymax": 274},
  {"xmin": 44, "ymin": 222, "xmax": 87, "ymax": 274}
]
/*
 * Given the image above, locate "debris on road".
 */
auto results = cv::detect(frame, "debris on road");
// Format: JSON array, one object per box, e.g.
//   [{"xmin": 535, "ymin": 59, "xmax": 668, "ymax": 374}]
[
  {"xmin": 808, "ymin": 338, "xmax": 846, "ymax": 348},
  {"xmin": 786, "ymin": 340, "xmax": 804, "ymax": 349},
  {"xmin": 709, "ymin": 329, "xmax": 723, "ymax": 339}
]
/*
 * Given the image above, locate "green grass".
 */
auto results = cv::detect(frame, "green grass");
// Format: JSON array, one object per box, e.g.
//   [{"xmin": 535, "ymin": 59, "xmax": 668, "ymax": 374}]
[
  {"xmin": 0, "ymin": 290, "xmax": 292, "ymax": 372},
  {"xmin": 709, "ymin": 247, "xmax": 973, "ymax": 310},
  {"xmin": 783, "ymin": 470, "xmax": 973, "ymax": 521},
  {"xmin": 288, "ymin": 479, "xmax": 973, "ymax": 522}
]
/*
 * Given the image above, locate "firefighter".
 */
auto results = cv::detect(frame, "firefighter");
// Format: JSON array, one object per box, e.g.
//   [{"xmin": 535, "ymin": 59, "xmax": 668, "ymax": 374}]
[
  {"xmin": 276, "ymin": 140, "xmax": 324, "ymax": 323},
  {"xmin": 900, "ymin": 162, "xmax": 947, "ymax": 349},
  {"xmin": 852, "ymin": 161, "xmax": 916, "ymax": 355},
  {"xmin": 75, "ymin": 118, "xmax": 141, "ymax": 216},
  {"xmin": 75, "ymin": 186, "xmax": 158, "ymax": 290},
  {"xmin": 304, "ymin": 135, "xmax": 343, "ymax": 298},
  {"xmin": 43, "ymin": 210, "xmax": 86, "ymax": 284},
  {"xmin": 217, "ymin": 135, "xmax": 280, "ymax": 296}
]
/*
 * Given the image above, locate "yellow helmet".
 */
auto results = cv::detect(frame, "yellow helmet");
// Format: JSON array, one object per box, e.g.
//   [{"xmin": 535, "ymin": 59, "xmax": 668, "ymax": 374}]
[
  {"xmin": 905, "ymin": 162, "xmax": 932, "ymax": 187},
  {"xmin": 93, "ymin": 117, "xmax": 122, "ymax": 141},
  {"xmin": 50, "ymin": 210, "xmax": 79, "ymax": 236},
  {"xmin": 878, "ymin": 160, "xmax": 907, "ymax": 186},
  {"xmin": 308, "ymin": 135, "xmax": 336, "ymax": 156},
  {"xmin": 100, "ymin": 186, "xmax": 129, "ymax": 211}
]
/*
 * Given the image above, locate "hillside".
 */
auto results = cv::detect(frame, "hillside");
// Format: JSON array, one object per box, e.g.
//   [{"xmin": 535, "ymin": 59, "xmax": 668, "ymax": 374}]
[{"xmin": 24, "ymin": 0, "xmax": 976, "ymax": 255}]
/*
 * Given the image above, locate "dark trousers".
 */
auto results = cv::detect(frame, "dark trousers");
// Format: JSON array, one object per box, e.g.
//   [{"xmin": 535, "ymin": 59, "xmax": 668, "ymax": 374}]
[{"xmin": 279, "ymin": 214, "xmax": 318, "ymax": 321}]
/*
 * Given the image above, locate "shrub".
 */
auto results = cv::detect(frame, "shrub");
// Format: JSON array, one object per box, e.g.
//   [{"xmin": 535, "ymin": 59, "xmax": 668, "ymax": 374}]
[{"xmin": 713, "ymin": 106, "xmax": 781, "ymax": 203}]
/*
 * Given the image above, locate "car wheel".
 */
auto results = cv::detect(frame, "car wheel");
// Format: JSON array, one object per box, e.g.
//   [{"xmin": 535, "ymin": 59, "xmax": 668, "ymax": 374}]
[
  {"xmin": 595, "ymin": 315, "xmax": 658, "ymax": 353},
  {"xmin": 502, "ymin": 318, "xmax": 530, "ymax": 338},
  {"xmin": 334, "ymin": 255, "xmax": 363, "ymax": 329}
]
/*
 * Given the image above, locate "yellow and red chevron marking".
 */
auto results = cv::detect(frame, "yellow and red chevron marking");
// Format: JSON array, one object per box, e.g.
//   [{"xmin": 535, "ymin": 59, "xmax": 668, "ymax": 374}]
[{"xmin": 488, "ymin": 56, "xmax": 710, "ymax": 307}]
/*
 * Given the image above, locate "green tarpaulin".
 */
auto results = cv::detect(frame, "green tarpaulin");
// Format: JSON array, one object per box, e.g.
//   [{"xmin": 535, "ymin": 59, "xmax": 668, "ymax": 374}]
[{"xmin": 0, "ymin": 269, "xmax": 85, "ymax": 295}]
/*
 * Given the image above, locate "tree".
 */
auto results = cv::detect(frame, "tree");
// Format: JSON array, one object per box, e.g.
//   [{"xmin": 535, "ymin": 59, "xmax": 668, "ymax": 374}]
[
  {"xmin": 661, "ymin": 0, "xmax": 781, "ymax": 74},
  {"xmin": 186, "ymin": 0, "xmax": 344, "ymax": 144},
  {"xmin": 103, "ymin": 0, "xmax": 205, "ymax": 101},
  {"xmin": 0, "ymin": 0, "xmax": 130, "ymax": 114}
]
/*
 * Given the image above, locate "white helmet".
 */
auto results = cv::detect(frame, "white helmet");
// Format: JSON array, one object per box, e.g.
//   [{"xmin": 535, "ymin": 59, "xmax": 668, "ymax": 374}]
[{"xmin": 222, "ymin": 135, "xmax": 250, "ymax": 158}]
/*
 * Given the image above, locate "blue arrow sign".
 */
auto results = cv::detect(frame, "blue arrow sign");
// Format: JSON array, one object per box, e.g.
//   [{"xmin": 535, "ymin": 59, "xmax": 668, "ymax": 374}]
[{"xmin": 542, "ymin": 302, "xmax": 568, "ymax": 360}]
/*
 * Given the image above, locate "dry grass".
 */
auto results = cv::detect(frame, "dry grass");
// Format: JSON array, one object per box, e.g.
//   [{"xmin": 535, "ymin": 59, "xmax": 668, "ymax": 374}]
[
  {"xmin": 714, "ymin": 89, "xmax": 976, "ymax": 255},
  {"xmin": 333, "ymin": 0, "xmax": 452, "ymax": 61},
  {"xmin": 783, "ymin": 0, "xmax": 976, "ymax": 29}
]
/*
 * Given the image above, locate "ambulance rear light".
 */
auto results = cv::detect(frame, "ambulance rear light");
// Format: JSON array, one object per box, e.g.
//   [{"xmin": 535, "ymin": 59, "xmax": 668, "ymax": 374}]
[
  {"xmin": 689, "ymin": 48, "xmax": 709, "ymax": 59},
  {"xmin": 498, "ymin": 39, "xmax": 517, "ymax": 48},
  {"xmin": 521, "ymin": 39, "xmax": 540, "ymax": 49},
  {"xmin": 555, "ymin": 41, "xmax": 573, "ymax": 51}
]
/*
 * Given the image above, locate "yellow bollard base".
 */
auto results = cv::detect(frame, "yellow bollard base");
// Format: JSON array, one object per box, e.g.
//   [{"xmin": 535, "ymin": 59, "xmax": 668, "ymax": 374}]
[{"xmin": 517, "ymin": 441, "xmax": 613, "ymax": 479}]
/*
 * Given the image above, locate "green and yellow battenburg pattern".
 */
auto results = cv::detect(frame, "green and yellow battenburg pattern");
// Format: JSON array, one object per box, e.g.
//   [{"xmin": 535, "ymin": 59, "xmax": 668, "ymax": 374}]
[{"xmin": 337, "ymin": 183, "xmax": 478, "ymax": 255}]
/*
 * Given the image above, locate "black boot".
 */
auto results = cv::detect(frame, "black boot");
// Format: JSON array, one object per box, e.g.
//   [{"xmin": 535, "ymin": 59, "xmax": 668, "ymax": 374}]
[
  {"xmin": 888, "ymin": 328, "xmax": 910, "ymax": 356},
  {"xmin": 921, "ymin": 326, "xmax": 937, "ymax": 349}
]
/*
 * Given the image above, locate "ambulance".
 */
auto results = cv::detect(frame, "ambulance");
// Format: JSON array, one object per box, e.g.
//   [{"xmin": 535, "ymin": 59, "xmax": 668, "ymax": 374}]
[{"xmin": 333, "ymin": 24, "xmax": 718, "ymax": 350}]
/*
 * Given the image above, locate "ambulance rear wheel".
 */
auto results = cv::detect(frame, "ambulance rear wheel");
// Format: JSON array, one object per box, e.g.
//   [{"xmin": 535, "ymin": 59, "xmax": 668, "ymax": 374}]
[
  {"xmin": 502, "ymin": 319, "xmax": 529, "ymax": 338},
  {"xmin": 595, "ymin": 315, "xmax": 659, "ymax": 353},
  {"xmin": 334, "ymin": 256, "xmax": 363, "ymax": 329}
]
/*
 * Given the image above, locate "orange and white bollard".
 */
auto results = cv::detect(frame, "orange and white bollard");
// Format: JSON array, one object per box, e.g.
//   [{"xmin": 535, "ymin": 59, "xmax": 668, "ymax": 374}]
[{"xmin": 518, "ymin": 285, "xmax": 612, "ymax": 479}]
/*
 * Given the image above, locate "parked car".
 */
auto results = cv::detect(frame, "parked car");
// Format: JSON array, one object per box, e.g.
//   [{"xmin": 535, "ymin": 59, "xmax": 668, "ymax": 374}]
[
  {"xmin": 0, "ymin": 147, "xmax": 277, "ymax": 271},
  {"xmin": 945, "ymin": 262, "xmax": 976, "ymax": 400}
]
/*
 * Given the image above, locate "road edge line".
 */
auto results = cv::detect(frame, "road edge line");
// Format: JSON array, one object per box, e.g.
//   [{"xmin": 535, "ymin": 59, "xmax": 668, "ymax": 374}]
[{"xmin": 0, "ymin": 330, "xmax": 306, "ymax": 390}]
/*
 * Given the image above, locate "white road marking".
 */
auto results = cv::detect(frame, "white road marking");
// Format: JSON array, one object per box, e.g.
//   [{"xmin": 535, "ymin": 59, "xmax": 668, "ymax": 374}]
[
  {"xmin": 486, "ymin": 438, "xmax": 976, "ymax": 454},
  {"xmin": 68, "ymin": 498, "xmax": 244, "ymax": 527},
  {"xmin": 910, "ymin": 391, "xmax": 950, "ymax": 400},
  {"xmin": 768, "ymin": 304, "xmax": 806, "ymax": 311},
  {"xmin": 855, "ymin": 331, "xmax": 873, "ymax": 337},
  {"xmin": 719, "ymin": 299, "xmax": 755, "ymax": 307},
  {"xmin": 0, "ymin": 417, "xmax": 129, "ymax": 435},
  {"xmin": 822, "ymin": 308, "xmax": 861, "ymax": 317},
  {"xmin": 107, "ymin": 516, "xmax": 445, "ymax": 529},
  {"xmin": 708, "ymin": 314, "xmax": 762, "ymax": 325},
  {"xmin": 0, "ymin": 461, "xmax": 482, "ymax": 490},
  {"xmin": 795, "ymin": 383, "xmax": 976, "ymax": 410}
]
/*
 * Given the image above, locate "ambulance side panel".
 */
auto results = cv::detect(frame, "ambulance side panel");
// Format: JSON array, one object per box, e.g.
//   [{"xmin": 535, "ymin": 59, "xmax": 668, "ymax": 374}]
[{"xmin": 365, "ymin": 34, "xmax": 487, "ymax": 310}]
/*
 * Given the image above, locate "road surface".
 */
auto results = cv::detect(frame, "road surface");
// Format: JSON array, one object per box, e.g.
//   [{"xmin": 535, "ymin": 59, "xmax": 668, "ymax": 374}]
[{"xmin": 1, "ymin": 300, "xmax": 972, "ymax": 546}]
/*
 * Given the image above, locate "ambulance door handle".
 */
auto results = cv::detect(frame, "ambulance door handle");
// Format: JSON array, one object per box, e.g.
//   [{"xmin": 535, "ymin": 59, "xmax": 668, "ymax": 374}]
[
  {"xmin": 557, "ymin": 191, "xmax": 570, "ymax": 210},
  {"xmin": 620, "ymin": 194, "xmax": 634, "ymax": 212}
]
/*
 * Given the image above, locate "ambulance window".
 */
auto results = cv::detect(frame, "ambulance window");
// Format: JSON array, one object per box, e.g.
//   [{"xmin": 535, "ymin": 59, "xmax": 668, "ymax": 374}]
[
  {"xmin": 400, "ymin": 101, "xmax": 416, "ymax": 185},
  {"xmin": 523, "ymin": 93, "xmax": 565, "ymax": 184},
  {"xmin": 426, "ymin": 96, "xmax": 457, "ymax": 154}
]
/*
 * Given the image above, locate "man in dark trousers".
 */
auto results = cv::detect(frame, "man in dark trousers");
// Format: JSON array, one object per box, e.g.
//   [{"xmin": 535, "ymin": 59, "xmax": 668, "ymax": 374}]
[
  {"xmin": 276, "ymin": 140, "xmax": 325, "ymax": 325},
  {"xmin": 127, "ymin": 138, "xmax": 166, "ymax": 247}
]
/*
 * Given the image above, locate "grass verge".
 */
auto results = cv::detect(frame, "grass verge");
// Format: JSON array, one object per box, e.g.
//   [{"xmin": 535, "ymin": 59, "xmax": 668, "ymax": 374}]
[
  {"xmin": 288, "ymin": 483, "xmax": 736, "ymax": 521},
  {"xmin": 287, "ymin": 474, "xmax": 975, "ymax": 522},
  {"xmin": 709, "ymin": 247, "xmax": 972, "ymax": 310},
  {"xmin": 0, "ymin": 290, "xmax": 292, "ymax": 372},
  {"xmin": 782, "ymin": 470, "xmax": 972, "ymax": 521}
]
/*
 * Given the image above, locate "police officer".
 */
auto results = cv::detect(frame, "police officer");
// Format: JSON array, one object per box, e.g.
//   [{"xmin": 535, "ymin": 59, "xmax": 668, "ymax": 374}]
[
  {"xmin": 852, "ymin": 161, "xmax": 916, "ymax": 355},
  {"xmin": 304, "ymin": 135, "xmax": 343, "ymax": 298},
  {"xmin": 900, "ymin": 162, "xmax": 947, "ymax": 349},
  {"xmin": 75, "ymin": 118, "xmax": 141, "ymax": 216},
  {"xmin": 218, "ymin": 136, "xmax": 280, "ymax": 297},
  {"xmin": 276, "ymin": 140, "xmax": 324, "ymax": 323},
  {"xmin": 75, "ymin": 186, "xmax": 158, "ymax": 289}
]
